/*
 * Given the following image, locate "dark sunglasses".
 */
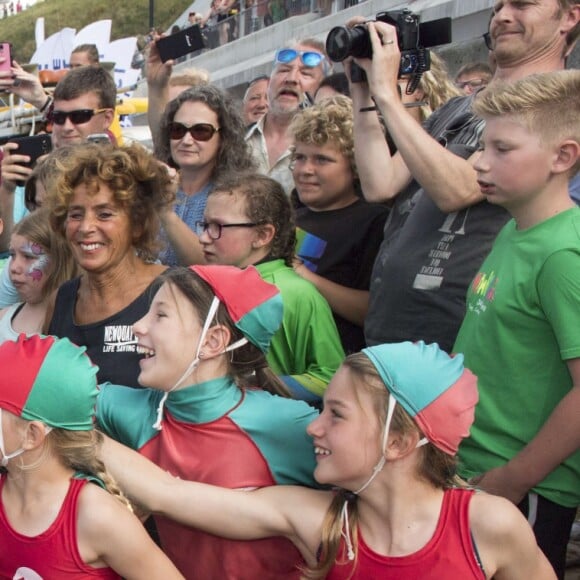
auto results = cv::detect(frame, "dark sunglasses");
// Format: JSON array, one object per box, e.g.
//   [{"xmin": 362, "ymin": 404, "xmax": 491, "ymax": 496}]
[
  {"xmin": 169, "ymin": 122, "xmax": 220, "ymax": 142},
  {"xmin": 274, "ymin": 48, "xmax": 325, "ymax": 68},
  {"xmin": 48, "ymin": 108, "xmax": 109, "ymax": 125}
]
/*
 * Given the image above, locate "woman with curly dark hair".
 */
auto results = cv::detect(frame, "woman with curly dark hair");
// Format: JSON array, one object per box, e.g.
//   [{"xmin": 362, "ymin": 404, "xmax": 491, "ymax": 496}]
[
  {"xmin": 156, "ymin": 84, "xmax": 257, "ymax": 266},
  {"xmin": 44, "ymin": 142, "xmax": 175, "ymax": 388}
]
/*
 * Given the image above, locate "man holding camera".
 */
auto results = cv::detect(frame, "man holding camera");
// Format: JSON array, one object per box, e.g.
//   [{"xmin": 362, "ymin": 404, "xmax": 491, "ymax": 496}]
[
  {"xmin": 350, "ymin": 2, "xmax": 579, "ymax": 353},
  {"xmin": 348, "ymin": 2, "xmax": 579, "ymax": 576}
]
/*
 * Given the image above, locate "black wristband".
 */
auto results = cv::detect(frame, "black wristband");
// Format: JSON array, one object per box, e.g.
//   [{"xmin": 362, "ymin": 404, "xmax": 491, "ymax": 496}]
[{"xmin": 39, "ymin": 95, "xmax": 52, "ymax": 113}]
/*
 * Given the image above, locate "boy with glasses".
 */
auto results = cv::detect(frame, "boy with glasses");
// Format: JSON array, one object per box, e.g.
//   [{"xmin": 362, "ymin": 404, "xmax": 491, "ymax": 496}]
[
  {"xmin": 245, "ymin": 39, "xmax": 330, "ymax": 195},
  {"xmin": 454, "ymin": 61, "xmax": 493, "ymax": 95}
]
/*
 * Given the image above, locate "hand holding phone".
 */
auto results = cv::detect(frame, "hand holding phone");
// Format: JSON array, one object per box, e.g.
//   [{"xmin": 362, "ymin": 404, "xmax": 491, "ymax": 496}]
[
  {"xmin": 156, "ymin": 25, "xmax": 205, "ymax": 63},
  {"xmin": 2, "ymin": 134, "xmax": 52, "ymax": 186},
  {"xmin": 0, "ymin": 42, "xmax": 12, "ymax": 74}
]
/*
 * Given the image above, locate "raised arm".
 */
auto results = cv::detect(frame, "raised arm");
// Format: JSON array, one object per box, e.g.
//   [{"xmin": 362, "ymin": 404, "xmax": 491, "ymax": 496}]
[
  {"xmin": 354, "ymin": 22, "xmax": 484, "ymax": 213},
  {"xmin": 0, "ymin": 60, "xmax": 50, "ymax": 110},
  {"xmin": 0, "ymin": 142, "xmax": 33, "ymax": 251},
  {"xmin": 101, "ymin": 435, "xmax": 330, "ymax": 564},
  {"xmin": 350, "ymin": 67, "xmax": 413, "ymax": 203},
  {"xmin": 146, "ymin": 37, "xmax": 174, "ymax": 150},
  {"xmin": 159, "ymin": 208, "xmax": 205, "ymax": 266}
]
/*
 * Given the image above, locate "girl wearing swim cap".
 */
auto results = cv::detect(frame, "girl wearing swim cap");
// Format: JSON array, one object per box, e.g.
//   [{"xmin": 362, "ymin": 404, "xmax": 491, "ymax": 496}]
[
  {"xmin": 102, "ymin": 341, "xmax": 554, "ymax": 579},
  {"xmin": 97, "ymin": 265, "xmax": 319, "ymax": 579},
  {"xmin": 0, "ymin": 335, "xmax": 183, "ymax": 579}
]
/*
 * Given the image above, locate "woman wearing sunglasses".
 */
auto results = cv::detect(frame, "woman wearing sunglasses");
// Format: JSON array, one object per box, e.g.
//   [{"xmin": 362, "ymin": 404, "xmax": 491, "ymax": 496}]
[{"xmin": 155, "ymin": 84, "xmax": 256, "ymax": 266}]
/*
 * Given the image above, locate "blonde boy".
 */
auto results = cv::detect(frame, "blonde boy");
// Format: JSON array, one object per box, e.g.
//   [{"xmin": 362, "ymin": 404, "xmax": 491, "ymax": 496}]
[{"xmin": 454, "ymin": 69, "xmax": 580, "ymax": 577}]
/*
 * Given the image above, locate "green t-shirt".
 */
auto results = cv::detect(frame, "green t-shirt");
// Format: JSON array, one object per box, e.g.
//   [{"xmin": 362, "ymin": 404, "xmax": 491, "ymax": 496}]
[
  {"xmin": 454, "ymin": 208, "xmax": 580, "ymax": 507},
  {"xmin": 256, "ymin": 259, "xmax": 344, "ymax": 399}
]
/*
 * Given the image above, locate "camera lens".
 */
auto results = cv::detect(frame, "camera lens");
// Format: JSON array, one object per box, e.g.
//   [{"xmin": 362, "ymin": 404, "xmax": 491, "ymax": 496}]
[
  {"xmin": 326, "ymin": 24, "xmax": 372, "ymax": 62},
  {"xmin": 326, "ymin": 26, "xmax": 352, "ymax": 62}
]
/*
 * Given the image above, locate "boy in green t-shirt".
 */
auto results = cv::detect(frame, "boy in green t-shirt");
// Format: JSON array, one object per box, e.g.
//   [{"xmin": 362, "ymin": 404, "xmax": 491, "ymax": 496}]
[{"xmin": 454, "ymin": 69, "xmax": 580, "ymax": 578}]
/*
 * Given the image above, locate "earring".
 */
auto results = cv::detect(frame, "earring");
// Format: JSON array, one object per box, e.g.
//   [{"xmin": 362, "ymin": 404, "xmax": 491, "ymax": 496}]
[{"xmin": 198, "ymin": 351, "xmax": 205, "ymax": 359}]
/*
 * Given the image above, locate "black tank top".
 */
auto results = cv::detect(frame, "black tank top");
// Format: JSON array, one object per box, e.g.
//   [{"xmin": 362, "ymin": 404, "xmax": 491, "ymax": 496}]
[{"xmin": 48, "ymin": 277, "xmax": 161, "ymax": 388}]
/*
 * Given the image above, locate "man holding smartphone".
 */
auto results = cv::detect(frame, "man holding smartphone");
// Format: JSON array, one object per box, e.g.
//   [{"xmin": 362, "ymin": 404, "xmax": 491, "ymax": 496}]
[{"xmin": 0, "ymin": 65, "xmax": 116, "ymax": 305}]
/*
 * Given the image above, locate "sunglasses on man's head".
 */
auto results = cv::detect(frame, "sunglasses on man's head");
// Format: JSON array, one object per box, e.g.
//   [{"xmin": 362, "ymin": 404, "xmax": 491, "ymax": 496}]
[
  {"xmin": 168, "ymin": 122, "xmax": 220, "ymax": 142},
  {"xmin": 274, "ymin": 48, "xmax": 325, "ymax": 68},
  {"xmin": 48, "ymin": 108, "xmax": 109, "ymax": 126}
]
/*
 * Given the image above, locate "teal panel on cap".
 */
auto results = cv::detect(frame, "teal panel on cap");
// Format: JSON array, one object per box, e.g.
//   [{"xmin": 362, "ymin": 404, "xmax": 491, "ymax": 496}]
[
  {"xmin": 362, "ymin": 342, "xmax": 465, "ymax": 418},
  {"xmin": 21, "ymin": 338, "xmax": 99, "ymax": 430}
]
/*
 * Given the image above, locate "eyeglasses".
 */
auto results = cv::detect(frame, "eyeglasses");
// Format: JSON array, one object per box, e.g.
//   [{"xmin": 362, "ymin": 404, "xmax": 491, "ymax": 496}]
[
  {"xmin": 195, "ymin": 221, "xmax": 259, "ymax": 240},
  {"xmin": 455, "ymin": 79, "xmax": 487, "ymax": 90},
  {"xmin": 274, "ymin": 48, "xmax": 325, "ymax": 68},
  {"xmin": 48, "ymin": 108, "xmax": 110, "ymax": 125},
  {"xmin": 169, "ymin": 122, "xmax": 220, "ymax": 142}
]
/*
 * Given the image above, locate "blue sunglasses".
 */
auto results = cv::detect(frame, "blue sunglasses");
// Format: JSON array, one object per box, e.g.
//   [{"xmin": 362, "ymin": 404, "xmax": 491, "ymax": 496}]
[{"xmin": 274, "ymin": 48, "xmax": 325, "ymax": 68}]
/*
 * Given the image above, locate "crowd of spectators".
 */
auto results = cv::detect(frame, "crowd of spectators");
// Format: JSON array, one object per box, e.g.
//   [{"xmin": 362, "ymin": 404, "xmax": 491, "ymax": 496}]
[{"xmin": 0, "ymin": 1, "xmax": 578, "ymax": 578}]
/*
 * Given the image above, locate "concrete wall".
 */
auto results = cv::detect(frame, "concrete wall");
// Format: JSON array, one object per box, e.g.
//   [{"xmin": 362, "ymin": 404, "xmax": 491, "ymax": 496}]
[{"xmin": 135, "ymin": 0, "xmax": 579, "ymax": 101}]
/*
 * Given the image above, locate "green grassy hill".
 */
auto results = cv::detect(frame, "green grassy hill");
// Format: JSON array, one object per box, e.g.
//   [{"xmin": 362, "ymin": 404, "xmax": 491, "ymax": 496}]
[{"xmin": 0, "ymin": 0, "xmax": 192, "ymax": 64}]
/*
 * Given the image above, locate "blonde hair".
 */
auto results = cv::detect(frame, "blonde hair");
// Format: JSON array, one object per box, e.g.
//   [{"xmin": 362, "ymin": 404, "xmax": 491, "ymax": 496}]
[
  {"xmin": 13, "ymin": 208, "xmax": 79, "ymax": 301},
  {"xmin": 303, "ymin": 352, "xmax": 462, "ymax": 580},
  {"xmin": 169, "ymin": 68, "xmax": 210, "ymax": 88},
  {"xmin": 289, "ymin": 96, "xmax": 355, "ymax": 176},
  {"xmin": 49, "ymin": 428, "xmax": 133, "ymax": 511},
  {"xmin": 416, "ymin": 52, "xmax": 462, "ymax": 121},
  {"xmin": 9, "ymin": 416, "xmax": 132, "ymax": 512},
  {"xmin": 474, "ymin": 70, "xmax": 580, "ymax": 174}
]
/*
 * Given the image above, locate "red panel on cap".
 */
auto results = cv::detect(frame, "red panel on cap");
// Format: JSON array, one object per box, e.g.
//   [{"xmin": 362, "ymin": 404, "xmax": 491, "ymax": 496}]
[
  {"xmin": 0, "ymin": 334, "xmax": 56, "ymax": 417},
  {"xmin": 413, "ymin": 369, "xmax": 478, "ymax": 455},
  {"xmin": 191, "ymin": 265, "xmax": 279, "ymax": 324}
]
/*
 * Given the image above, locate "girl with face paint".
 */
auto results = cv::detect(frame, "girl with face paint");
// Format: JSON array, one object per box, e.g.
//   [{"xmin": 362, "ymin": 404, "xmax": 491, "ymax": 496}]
[
  {"xmin": 96, "ymin": 265, "xmax": 320, "ymax": 580},
  {"xmin": 101, "ymin": 341, "xmax": 555, "ymax": 580},
  {"xmin": 0, "ymin": 208, "xmax": 78, "ymax": 341}
]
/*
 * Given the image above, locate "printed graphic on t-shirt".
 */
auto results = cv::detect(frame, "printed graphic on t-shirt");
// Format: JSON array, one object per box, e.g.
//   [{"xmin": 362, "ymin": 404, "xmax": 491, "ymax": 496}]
[
  {"xmin": 295, "ymin": 227, "xmax": 327, "ymax": 273},
  {"xmin": 103, "ymin": 325, "xmax": 137, "ymax": 353},
  {"xmin": 413, "ymin": 208, "xmax": 470, "ymax": 290},
  {"xmin": 467, "ymin": 269, "xmax": 499, "ymax": 315}
]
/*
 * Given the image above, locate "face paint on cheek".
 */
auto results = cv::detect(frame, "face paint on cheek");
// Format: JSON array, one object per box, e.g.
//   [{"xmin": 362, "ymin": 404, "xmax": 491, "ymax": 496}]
[{"xmin": 23, "ymin": 242, "xmax": 50, "ymax": 282}]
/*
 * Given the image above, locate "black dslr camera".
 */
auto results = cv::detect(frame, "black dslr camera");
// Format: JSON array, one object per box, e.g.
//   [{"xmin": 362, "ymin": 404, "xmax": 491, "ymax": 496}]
[{"xmin": 326, "ymin": 9, "xmax": 451, "ymax": 84}]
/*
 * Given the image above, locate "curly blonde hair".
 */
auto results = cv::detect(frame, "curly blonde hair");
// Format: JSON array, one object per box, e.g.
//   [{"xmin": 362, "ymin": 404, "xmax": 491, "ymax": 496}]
[
  {"xmin": 289, "ymin": 95, "xmax": 355, "ymax": 176},
  {"xmin": 47, "ymin": 143, "xmax": 175, "ymax": 262}
]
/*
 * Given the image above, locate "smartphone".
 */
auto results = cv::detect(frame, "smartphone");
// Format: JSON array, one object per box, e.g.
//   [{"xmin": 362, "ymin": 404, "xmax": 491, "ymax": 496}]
[
  {"xmin": 10, "ymin": 134, "xmax": 53, "ymax": 184},
  {"xmin": 156, "ymin": 25, "xmax": 205, "ymax": 63},
  {"xmin": 0, "ymin": 42, "xmax": 12, "ymax": 73},
  {"xmin": 87, "ymin": 133, "xmax": 112, "ymax": 145}
]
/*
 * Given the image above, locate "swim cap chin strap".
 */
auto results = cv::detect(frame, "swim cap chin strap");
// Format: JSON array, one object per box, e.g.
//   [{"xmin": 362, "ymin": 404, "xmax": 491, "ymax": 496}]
[
  {"xmin": 0, "ymin": 408, "xmax": 52, "ymax": 467},
  {"xmin": 153, "ymin": 295, "xmax": 248, "ymax": 430},
  {"xmin": 341, "ymin": 396, "xmax": 428, "ymax": 560}
]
